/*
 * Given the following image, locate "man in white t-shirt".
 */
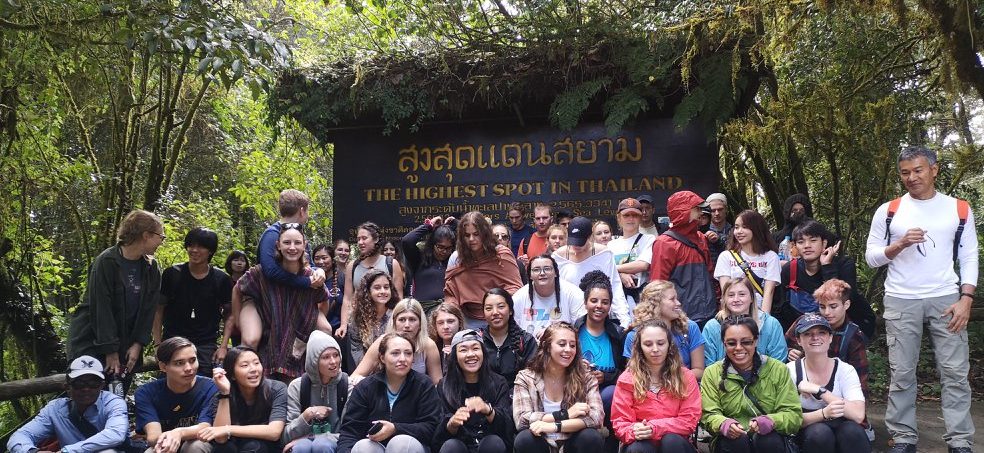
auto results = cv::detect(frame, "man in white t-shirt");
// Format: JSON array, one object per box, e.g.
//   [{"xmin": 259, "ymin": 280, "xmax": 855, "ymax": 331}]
[
  {"xmin": 864, "ymin": 146, "xmax": 977, "ymax": 453},
  {"xmin": 608, "ymin": 199, "xmax": 656, "ymax": 308}
]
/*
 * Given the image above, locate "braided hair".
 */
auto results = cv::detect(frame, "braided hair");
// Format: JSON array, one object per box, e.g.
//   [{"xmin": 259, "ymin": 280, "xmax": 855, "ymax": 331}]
[
  {"xmin": 483, "ymin": 288, "xmax": 526, "ymax": 355},
  {"xmin": 526, "ymin": 253, "xmax": 562, "ymax": 318},
  {"xmin": 717, "ymin": 315, "xmax": 762, "ymax": 393}
]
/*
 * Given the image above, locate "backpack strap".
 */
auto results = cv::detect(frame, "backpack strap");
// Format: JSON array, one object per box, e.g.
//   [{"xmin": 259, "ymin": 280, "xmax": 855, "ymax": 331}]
[
  {"xmin": 954, "ymin": 199, "xmax": 970, "ymax": 262},
  {"xmin": 789, "ymin": 258, "xmax": 799, "ymax": 290},
  {"xmin": 730, "ymin": 250, "xmax": 765, "ymax": 296},
  {"xmin": 663, "ymin": 230, "xmax": 709, "ymax": 265},
  {"xmin": 337, "ymin": 373, "xmax": 348, "ymax": 417},
  {"xmin": 838, "ymin": 323, "xmax": 858, "ymax": 362},
  {"xmin": 795, "ymin": 359, "xmax": 804, "ymax": 386},
  {"xmin": 299, "ymin": 374, "xmax": 311, "ymax": 409},
  {"xmin": 386, "ymin": 256, "xmax": 394, "ymax": 275},
  {"xmin": 824, "ymin": 359, "xmax": 839, "ymax": 391},
  {"xmin": 885, "ymin": 197, "xmax": 902, "ymax": 246}
]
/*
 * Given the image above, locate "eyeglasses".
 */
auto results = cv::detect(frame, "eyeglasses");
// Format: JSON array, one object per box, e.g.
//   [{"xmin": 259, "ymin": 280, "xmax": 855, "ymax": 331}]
[
  {"xmin": 434, "ymin": 243, "xmax": 454, "ymax": 253},
  {"xmin": 530, "ymin": 267, "xmax": 554, "ymax": 275},
  {"xmin": 724, "ymin": 339, "xmax": 755, "ymax": 348},
  {"xmin": 916, "ymin": 233, "xmax": 936, "ymax": 257},
  {"xmin": 70, "ymin": 379, "xmax": 104, "ymax": 390},
  {"xmin": 151, "ymin": 231, "xmax": 166, "ymax": 241},
  {"xmin": 282, "ymin": 222, "xmax": 304, "ymax": 232}
]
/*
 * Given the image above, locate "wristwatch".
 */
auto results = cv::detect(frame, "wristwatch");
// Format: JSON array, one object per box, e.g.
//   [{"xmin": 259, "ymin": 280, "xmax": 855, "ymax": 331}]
[{"xmin": 813, "ymin": 387, "xmax": 828, "ymax": 399}]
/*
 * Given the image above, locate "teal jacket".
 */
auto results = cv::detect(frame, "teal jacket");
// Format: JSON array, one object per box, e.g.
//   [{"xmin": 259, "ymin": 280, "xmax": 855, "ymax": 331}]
[
  {"xmin": 67, "ymin": 245, "xmax": 161, "ymax": 360},
  {"xmin": 700, "ymin": 355, "xmax": 802, "ymax": 439}
]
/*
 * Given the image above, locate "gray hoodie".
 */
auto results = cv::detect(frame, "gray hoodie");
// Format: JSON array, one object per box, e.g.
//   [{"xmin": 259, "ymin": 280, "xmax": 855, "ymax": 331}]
[{"xmin": 282, "ymin": 330, "xmax": 348, "ymax": 444}]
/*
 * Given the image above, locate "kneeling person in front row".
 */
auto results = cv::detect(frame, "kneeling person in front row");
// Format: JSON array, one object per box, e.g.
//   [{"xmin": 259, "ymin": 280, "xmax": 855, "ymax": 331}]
[
  {"xmin": 7, "ymin": 355, "xmax": 128, "ymax": 453},
  {"xmin": 136, "ymin": 337, "xmax": 219, "ymax": 453}
]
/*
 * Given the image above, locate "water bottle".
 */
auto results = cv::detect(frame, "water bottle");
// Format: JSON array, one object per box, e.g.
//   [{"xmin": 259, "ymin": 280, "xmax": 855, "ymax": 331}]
[
  {"xmin": 778, "ymin": 235, "xmax": 791, "ymax": 261},
  {"xmin": 109, "ymin": 371, "xmax": 126, "ymax": 398}
]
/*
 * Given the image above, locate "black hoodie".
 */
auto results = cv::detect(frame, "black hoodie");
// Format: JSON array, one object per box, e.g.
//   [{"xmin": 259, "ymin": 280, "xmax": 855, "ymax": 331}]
[{"xmin": 772, "ymin": 193, "xmax": 814, "ymax": 245}]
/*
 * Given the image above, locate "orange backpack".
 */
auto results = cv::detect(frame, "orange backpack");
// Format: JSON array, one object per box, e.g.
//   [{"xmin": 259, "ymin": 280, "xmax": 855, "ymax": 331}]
[{"xmin": 884, "ymin": 197, "xmax": 970, "ymax": 262}]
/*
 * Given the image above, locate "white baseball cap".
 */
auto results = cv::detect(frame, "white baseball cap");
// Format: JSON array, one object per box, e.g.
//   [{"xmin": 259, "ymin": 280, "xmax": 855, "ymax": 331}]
[{"xmin": 68, "ymin": 355, "xmax": 105, "ymax": 380}]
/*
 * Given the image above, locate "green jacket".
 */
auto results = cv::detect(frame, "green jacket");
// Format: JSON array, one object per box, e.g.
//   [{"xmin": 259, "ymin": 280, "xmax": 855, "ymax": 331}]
[
  {"xmin": 67, "ymin": 245, "xmax": 161, "ymax": 361},
  {"xmin": 700, "ymin": 355, "xmax": 803, "ymax": 438}
]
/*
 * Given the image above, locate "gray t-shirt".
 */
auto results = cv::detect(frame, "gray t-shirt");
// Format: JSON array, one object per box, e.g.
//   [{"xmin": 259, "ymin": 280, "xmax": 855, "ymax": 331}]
[{"xmin": 232, "ymin": 379, "xmax": 288, "ymax": 425}]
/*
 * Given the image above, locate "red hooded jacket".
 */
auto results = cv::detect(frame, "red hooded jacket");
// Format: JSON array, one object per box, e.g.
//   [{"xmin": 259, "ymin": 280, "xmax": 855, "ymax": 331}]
[{"xmin": 648, "ymin": 191, "xmax": 718, "ymax": 323}]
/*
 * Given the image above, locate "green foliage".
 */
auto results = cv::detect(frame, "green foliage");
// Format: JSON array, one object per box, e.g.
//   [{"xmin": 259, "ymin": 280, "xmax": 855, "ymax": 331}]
[{"xmin": 550, "ymin": 77, "xmax": 610, "ymax": 131}]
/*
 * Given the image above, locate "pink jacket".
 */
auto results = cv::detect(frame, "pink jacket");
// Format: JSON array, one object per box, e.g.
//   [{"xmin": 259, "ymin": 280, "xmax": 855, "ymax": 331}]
[{"xmin": 610, "ymin": 367, "xmax": 702, "ymax": 444}]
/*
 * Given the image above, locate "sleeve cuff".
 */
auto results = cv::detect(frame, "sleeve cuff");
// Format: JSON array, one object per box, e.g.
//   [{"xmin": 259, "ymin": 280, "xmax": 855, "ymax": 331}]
[
  {"xmin": 720, "ymin": 418, "xmax": 738, "ymax": 436},
  {"xmin": 753, "ymin": 415, "xmax": 774, "ymax": 435}
]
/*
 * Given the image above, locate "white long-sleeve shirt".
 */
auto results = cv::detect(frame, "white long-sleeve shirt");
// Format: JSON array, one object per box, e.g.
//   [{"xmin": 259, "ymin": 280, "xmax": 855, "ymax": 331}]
[{"xmin": 865, "ymin": 192, "xmax": 978, "ymax": 298}]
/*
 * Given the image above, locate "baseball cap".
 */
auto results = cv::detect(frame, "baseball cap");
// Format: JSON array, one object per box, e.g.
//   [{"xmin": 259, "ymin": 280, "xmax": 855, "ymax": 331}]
[
  {"xmin": 68, "ymin": 355, "xmax": 105, "ymax": 380},
  {"xmin": 567, "ymin": 216, "xmax": 593, "ymax": 247},
  {"xmin": 451, "ymin": 329, "xmax": 482, "ymax": 350},
  {"xmin": 706, "ymin": 193, "xmax": 727, "ymax": 204},
  {"xmin": 637, "ymin": 194, "xmax": 654, "ymax": 205},
  {"xmin": 618, "ymin": 198, "xmax": 643, "ymax": 216},
  {"xmin": 795, "ymin": 313, "xmax": 832, "ymax": 335}
]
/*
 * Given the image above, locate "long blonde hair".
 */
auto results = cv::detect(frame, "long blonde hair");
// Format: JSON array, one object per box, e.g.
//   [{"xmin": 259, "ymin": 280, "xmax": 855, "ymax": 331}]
[
  {"xmin": 716, "ymin": 277, "xmax": 761, "ymax": 327},
  {"xmin": 633, "ymin": 280, "xmax": 689, "ymax": 336},
  {"xmin": 387, "ymin": 298, "xmax": 430, "ymax": 349},
  {"xmin": 627, "ymin": 320, "xmax": 687, "ymax": 400}
]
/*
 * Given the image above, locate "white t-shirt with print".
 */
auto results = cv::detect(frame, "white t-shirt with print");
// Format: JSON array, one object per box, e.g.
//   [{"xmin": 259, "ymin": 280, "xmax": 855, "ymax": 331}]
[
  {"xmin": 512, "ymin": 280, "xmax": 585, "ymax": 338},
  {"xmin": 713, "ymin": 249, "xmax": 781, "ymax": 307}
]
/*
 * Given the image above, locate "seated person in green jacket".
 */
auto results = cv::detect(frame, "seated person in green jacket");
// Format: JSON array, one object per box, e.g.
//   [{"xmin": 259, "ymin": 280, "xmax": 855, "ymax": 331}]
[{"xmin": 701, "ymin": 316, "xmax": 803, "ymax": 453}]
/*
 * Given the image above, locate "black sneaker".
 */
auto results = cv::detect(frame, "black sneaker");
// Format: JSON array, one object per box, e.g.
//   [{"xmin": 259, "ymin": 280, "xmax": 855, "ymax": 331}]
[
  {"xmin": 948, "ymin": 447, "xmax": 972, "ymax": 453},
  {"xmin": 889, "ymin": 443, "xmax": 916, "ymax": 453}
]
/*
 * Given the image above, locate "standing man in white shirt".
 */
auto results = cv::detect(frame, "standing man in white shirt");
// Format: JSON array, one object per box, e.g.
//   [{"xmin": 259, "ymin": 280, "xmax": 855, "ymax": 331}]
[{"xmin": 864, "ymin": 146, "xmax": 977, "ymax": 453}]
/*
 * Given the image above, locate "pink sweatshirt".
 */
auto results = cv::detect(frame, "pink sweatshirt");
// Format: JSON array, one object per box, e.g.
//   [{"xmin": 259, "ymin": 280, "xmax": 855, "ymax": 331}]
[{"xmin": 610, "ymin": 367, "xmax": 702, "ymax": 444}]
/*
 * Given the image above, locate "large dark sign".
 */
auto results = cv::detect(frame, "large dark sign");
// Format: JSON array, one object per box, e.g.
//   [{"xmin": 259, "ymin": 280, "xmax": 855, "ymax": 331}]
[{"xmin": 331, "ymin": 117, "xmax": 718, "ymax": 240}]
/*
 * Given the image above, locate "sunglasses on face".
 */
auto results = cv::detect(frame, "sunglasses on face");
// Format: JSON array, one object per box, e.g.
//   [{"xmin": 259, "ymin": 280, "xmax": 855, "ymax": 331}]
[
  {"xmin": 494, "ymin": 233, "xmax": 509, "ymax": 239},
  {"xmin": 724, "ymin": 339, "xmax": 755, "ymax": 348},
  {"xmin": 70, "ymin": 379, "xmax": 104, "ymax": 390}
]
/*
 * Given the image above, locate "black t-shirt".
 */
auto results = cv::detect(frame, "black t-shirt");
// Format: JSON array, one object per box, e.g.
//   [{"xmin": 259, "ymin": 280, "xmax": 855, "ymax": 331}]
[
  {"xmin": 161, "ymin": 264, "xmax": 232, "ymax": 344},
  {"xmin": 120, "ymin": 257, "xmax": 144, "ymax": 328}
]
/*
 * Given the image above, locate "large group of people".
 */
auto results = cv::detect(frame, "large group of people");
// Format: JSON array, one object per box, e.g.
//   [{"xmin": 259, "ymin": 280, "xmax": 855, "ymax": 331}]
[{"xmin": 10, "ymin": 146, "xmax": 976, "ymax": 453}]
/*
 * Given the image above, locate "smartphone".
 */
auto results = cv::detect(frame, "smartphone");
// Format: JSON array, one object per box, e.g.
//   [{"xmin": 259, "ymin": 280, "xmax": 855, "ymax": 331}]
[{"xmin": 367, "ymin": 421, "xmax": 384, "ymax": 436}]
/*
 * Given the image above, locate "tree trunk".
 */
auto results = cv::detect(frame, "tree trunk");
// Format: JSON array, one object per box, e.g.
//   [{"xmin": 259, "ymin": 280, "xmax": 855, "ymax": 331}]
[{"xmin": 920, "ymin": 0, "xmax": 984, "ymax": 102}]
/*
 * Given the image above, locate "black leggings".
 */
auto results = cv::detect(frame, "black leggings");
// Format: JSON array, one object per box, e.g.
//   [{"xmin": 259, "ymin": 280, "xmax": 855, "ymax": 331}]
[
  {"xmin": 714, "ymin": 432, "xmax": 785, "ymax": 453},
  {"xmin": 212, "ymin": 438, "xmax": 278, "ymax": 453},
  {"xmin": 798, "ymin": 419, "xmax": 870, "ymax": 453},
  {"xmin": 514, "ymin": 429, "xmax": 603, "ymax": 453},
  {"xmin": 623, "ymin": 433, "xmax": 695, "ymax": 453},
  {"xmin": 439, "ymin": 435, "xmax": 507, "ymax": 453}
]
